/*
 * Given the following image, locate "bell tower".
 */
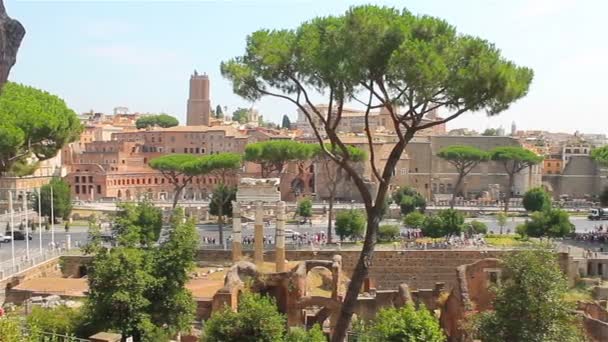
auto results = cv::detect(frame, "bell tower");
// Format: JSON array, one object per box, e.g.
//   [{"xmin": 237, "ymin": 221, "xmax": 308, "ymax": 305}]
[{"xmin": 186, "ymin": 70, "xmax": 211, "ymax": 126}]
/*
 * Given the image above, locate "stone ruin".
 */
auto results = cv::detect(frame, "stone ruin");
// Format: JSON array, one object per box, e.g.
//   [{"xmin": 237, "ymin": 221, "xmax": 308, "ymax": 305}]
[{"xmin": 210, "ymin": 254, "xmax": 449, "ymax": 335}]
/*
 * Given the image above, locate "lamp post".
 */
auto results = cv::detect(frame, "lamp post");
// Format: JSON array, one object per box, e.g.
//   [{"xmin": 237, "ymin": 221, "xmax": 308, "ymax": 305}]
[
  {"xmin": 23, "ymin": 191, "xmax": 29, "ymax": 260},
  {"xmin": 50, "ymin": 185, "xmax": 55, "ymax": 249},
  {"xmin": 8, "ymin": 190, "xmax": 15, "ymax": 268},
  {"xmin": 37, "ymin": 188, "xmax": 42, "ymax": 254}
]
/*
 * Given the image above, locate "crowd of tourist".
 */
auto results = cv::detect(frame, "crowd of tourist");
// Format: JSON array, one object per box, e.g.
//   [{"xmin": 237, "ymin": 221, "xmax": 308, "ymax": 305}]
[{"xmin": 573, "ymin": 224, "xmax": 608, "ymax": 243}]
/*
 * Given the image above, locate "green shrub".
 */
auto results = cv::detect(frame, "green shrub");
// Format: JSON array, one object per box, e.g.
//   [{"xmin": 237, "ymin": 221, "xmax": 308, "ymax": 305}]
[{"xmin": 378, "ymin": 225, "xmax": 400, "ymax": 242}]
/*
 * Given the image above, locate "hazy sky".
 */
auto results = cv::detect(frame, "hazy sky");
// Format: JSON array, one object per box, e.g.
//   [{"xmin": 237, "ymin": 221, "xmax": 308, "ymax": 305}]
[{"xmin": 7, "ymin": 0, "xmax": 607, "ymax": 134}]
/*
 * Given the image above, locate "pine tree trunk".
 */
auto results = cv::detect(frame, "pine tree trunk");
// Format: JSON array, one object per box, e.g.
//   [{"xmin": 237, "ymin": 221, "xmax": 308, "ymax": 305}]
[
  {"xmin": 504, "ymin": 174, "xmax": 514, "ymax": 212},
  {"xmin": 331, "ymin": 211, "xmax": 380, "ymax": 342},
  {"xmin": 450, "ymin": 175, "xmax": 464, "ymax": 209},
  {"xmin": 327, "ymin": 193, "xmax": 334, "ymax": 244}
]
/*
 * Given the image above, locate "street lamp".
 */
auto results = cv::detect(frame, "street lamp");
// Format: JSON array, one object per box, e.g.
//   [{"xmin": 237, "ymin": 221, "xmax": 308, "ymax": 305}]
[
  {"xmin": 50, "ymin": 185, "xmax": 55, "ymax": 249},
  {"xmin": 37, "ymin": 188, "xmax": 42, "ymax": 254},
  {"xmin": 8, "ymin": 190, "xmax": 15, "ymax": 268},
  {"xmin": 23, "ymin": 191, "xmax": 30, "ymax": 260}
]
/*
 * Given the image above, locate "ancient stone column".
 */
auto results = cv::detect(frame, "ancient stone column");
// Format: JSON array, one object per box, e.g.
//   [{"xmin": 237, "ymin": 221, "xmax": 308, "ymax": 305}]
[
  {"xmin": 254, "ymin": 201, "xmax": 264, "ymax": 266},
  {"xmin": 231, "ymin": 201, "xmax": 242, "ymax": 262},
  {"xmin": 275, "ymin": 201, "xmax": 286, "ymax": 272}
]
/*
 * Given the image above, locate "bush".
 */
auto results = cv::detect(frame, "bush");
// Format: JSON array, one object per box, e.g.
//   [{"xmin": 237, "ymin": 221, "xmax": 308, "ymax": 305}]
[
  {"xmin": 403, "ymin": 211, "xmax": 425, "ymax": 228},
  {"xmin": 335, "ymin": 209, "xmax": 366, "ymax": 241},
  {"xmin": 297, "ymin": 198, "xmax": 312, "ymax": 219},
  {"xmin": 468, "ymin": 220, "xmax": 488, "ymax": 235},
  {"xmin": 355, "ymin": 304, "xmax": 445, "ymax": 342},
  {"xmin": 26, "ymin": 305, "xmax": 86, "ymax": 337},
  {"xmin": 378, "ymin": 225, "xmax": 400, "ymax": 242},
  {"xmin": 522, "ymin": 187, "xmax": 551, "ymax": 212},
  {"xmin": 202, "ymin": 292, "xmax": 286, "ymax": 342},
  {"xmin": 519, "ymin": 208, "xmax": 574, "ymax": 238},
  {"xmin": 420, "ymin": 209, "xmax": 465, "ymax": 238},
  {"xmin": 392, "ymin": 187, "xmax": 426, "ymax": 215},
  {"xmin": 285, "ymin": 325, "xmax": 326, "ymax": 342}
]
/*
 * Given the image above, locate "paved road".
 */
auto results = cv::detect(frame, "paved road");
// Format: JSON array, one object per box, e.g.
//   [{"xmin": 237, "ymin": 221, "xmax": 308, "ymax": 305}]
[{"xmin": 0, "ymin": 230, "xmax": 89, "ymax": 262}]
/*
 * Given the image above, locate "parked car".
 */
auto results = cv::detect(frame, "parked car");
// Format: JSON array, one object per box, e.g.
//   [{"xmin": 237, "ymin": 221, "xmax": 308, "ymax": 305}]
[
  {"xmin": 13, "ymin": 231, "xmax": 32, "ymax": 240},
  {"xmin": 1, "ymin": 235, "xmax": 11, "ymax": 243}
]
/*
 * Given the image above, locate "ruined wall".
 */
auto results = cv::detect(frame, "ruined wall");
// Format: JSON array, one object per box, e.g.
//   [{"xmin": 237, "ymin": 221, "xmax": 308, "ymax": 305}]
[
  {"xmin": 0, "ymin": 257, "xmax": 63, "ymax": 304},
  {"xmin": 196, "ymin": 249, "xmax": 508, "ymax": 290}
]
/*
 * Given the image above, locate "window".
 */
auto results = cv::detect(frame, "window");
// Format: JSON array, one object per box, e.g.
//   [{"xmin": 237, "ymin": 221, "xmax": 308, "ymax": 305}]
[
  {"xmin": 82, "ymin": 185, "xmax": 87, "ymax": 194},
  {"xmin": 89, "ymin": 176, "xmax": 93, "ymax": 183},
  {"xmin": 75, "ymin": 186, "xmax": 80, "ymax": 194},
  {"xmin": 97, "ymin": 185, "xmax": 101, "ymax": 194},
  {"xmin": 75, "ymin": 176, "xmax": 80, "ymax": 183},
  {"xmin": 195, "ymin": 147, "xmax": 200, "ymax": 153},
  {"xmin": 415, "ymin": 168, "xmax": 418, "ymax": 172},
  {"xmin": 171, "ymin": 148, "xmax": 175, "ymax": 153},
  {"xmin": 184, "ymin": 148, "xmax": 188, "ymax": 153},
  {"xmin": 547, "ymin": 162, "xmax": 551, "ymax": 166}
]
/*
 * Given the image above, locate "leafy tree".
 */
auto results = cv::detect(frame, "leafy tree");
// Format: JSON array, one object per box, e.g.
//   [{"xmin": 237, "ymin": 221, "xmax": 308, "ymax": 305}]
[
  {"xmin": 135, "ymin": 113, "xmax": 179, "ymax": 129},
  {"xmin": 590, "ymin": 145, "xmax": 608, "ymax": 166},
  {"xmin": 496, "ymin": 212, "xmax": 508, "ymax": 234},
  {"xmin": 600, "ymin": 187, "xmax": 608, "ymax": 207},
  {"xmin": 313, "ymin": 144, "xmax": 367, "ymax": 243},
  {"xmin": 522, "ymin": 187, "xmax": 551, "ymax": 212},
  {"xmin": 221, "ymin": 5, "xmax": 533, "ymax": 339},
  {"xmin": 297, "ymin": 198, "xmax": 312, "ymax": 220},
  {"xmin": 281, "ymin": 115, "xmax": 291, "ymax": 129},
  {"xmin": 285, "ymin": 325, "xmax": 326, "ymax": 342},
  {"xmin": 112, "ymin": 201, "xmax": 163, "ymax": 247},
  {"xmin": 403, "ymin": 211, "xmax": 425, "ymax": 229},
  {"xmin": 520, "ymin": 208, "xmax": 574, "ymax": 238},
  {"xmin": 0, "ymin": 82, "xmax": 82, "ymax": 174},
  {"xmin": 87, "ymin": 247, "xmax": 156, "ymax": 341},
  {"xmin": 468, "ymin": 249, "xmax": 586, "ymax": 342},
  {"xmin": 149, "ymin": 208, "xmax": 198, "ymax": 337},
  {"xmin": 468, "ymin": 220, "xmax": 488, "ymax": 235},
  {"xmin": 202, "ymin": 292, "xmax": 286, "ymax": 342},
  {"xmin": 209, "ymin": 184, "xmax": 237, "ymax": 246},
  {"xmin": 437, "ymin": 145, "xmax": 488, "ymax": 208},
  {"xmin": 377, "ymin": 224, "xmax": 400, "ymax": 242},
  {"xmin": 420, "ymin": 209, "xmax": 464, "ymax": 238},
  {"xmin": 392, "ymin": 187, "xmax": 426, "ymax": 215},
  {"xmin": 482, "ymin": 128, "xmax": 499, "ymax": 136},
  {"xmin": 356, "ymin": 304, "xmax": 445, "ymax": 342},
  {"xmin": 244, "ymin": 140, "xmax": 316, "ymax": 178},
  {"xmin": 231, "ymin": 107, "xmax": 249, "ymax": 124},
  {"xmin": 335, "ymin": 209, "xmax": 366, "ymax": 241},
  {"xmin": 192, "ymin": 152, "xmax": 242, "ymax": 246},
  {"xmin": 149, "ymin": 154, "xmax": 201, "ymax": 208},
  {"xmin": 34, "ymin": 178, "xmax": 72, "ymax": 224},
  {"xmin": 490, "ymin": 146, "xmax": 542, "ymax": 212},
  {"xmin": 215, "ymin": 105, "xmax": 224, "ymax": 118},
  {"xmin": 88, "ymin": 206, "xmax": 197, "ymax": 341}
]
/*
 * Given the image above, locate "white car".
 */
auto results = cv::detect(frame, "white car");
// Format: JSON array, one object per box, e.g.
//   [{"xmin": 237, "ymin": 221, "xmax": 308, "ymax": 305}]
[
  {"xmin": 284, "ymin": 229, "xmax": 301, "ymax": 238},
  {"xmin": 1, "ymin": 235, "xmax": 12, "ymax": 243}
]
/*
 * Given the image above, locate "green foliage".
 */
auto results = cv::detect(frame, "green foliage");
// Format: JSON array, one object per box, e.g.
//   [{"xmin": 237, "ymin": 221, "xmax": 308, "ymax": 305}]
[
  {"xmin": 297, "ymin": 198, "xmax": 312, "ymax": 218},
  {"xmin": 149, "ymin": 154, "xmax": 200, "ymax": 175},
  {"xmin": 591, "ymin": 145, "xmax": 608, "ymax": 166},
  {"xmin": 599, "ymin": 187, "xmax": 608, "ymax": 207},
  {"xmin": 496, "ymin": 212, "xmax": 508, "ymax": 231},
  {"xmin": 135, "ymin": 114, "xmax": 179, "ymax": 129},
  {"xmin": 34, "ymin": 177, "xmax": 72, "ymax": 222},
  {"xmin": 482, "ymin": 128, "xmax": 499, "ymax": 136},
  {"xmin": 215, "ymin": 105, "xmax": 224, "ymax": 119},
  {"xmin": 244, "ymin": 140, "xmax": 316, "ymax": 177},
  {"xmin": 437, "ymin": 145, "xmax": 488, "ymax": 166},
  {"xmin": 209, "ymin": 184, "xmax": 237, "ymax": 218},
  {"xmin": 0, "ymin": 315, "xmax": 22, "ymax": 342},
  {"xmin": 420, "ymin": 209, "xmax": 465, "ymax": 238},
  {"xmin": 468, "ymin": 249, "xmax": 586, "ymax": 342},
  {"xmin": 0, "ymin": 82, "xmax": 82, "ymax": 174},
  {"xmin": 112, "ymin": 201, "xmax": 163, "ymax": 247},
  {"xmin": 377, "ymin": 224, "xmax": 400, "ymax": 242},
  {"xmin": 403, "ymin": 211, "xmax": 425, "ymax": 228},
  {"xmin": 355, "ymin": 304, "xmax": 445, "ymax": 342},
  {"xmin": 202, "ymin": 292, "xmax": 286, "ymax": 342},
  {"xmin": 335, "ymin": 209, "xmax": 366, "ymax": 241},
  {"xmin": 149, "ymin": 208, "xmax": 199, "ymax": 335},
  {"xmin": 468, "ymin": 220, "xmax": 488, "ymax": 234},
  {"xmin": 490, "ymin": 146, "xmax": 543, "ymax": 173},
  {"xmin": 26, "ymin": 305, "xmax": 85, "ymax": 337},
  {"xmin": 519, "ymin": 208, "xmax": 574, "ymax": 238},
  {"xmin": 88, "ymin": 206, "xmax": 198, "ymax": 340},
  {"xmin": 523, "ymin": 187, "xmax": 551, "ymax": 212},
  {"xmin": 392, "ymin": 187, "xmax": 426, "ymax": 215},
  {"xmin": 231, "ymin": 107, "xmax": 249, "ymax": 124},
  {"xmin": 281, "ymin": 115, "xmax": 291, "ymax": 129},
  {"xmin": 285, "ymin": 325, "xmax": 326, "ymax": 342}
]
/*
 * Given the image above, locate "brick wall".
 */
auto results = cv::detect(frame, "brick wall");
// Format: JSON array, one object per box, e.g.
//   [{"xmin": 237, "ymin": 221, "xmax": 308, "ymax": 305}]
[{"xmin": 195, "ymin": 249, "xmax": 508, "ymax": 290}]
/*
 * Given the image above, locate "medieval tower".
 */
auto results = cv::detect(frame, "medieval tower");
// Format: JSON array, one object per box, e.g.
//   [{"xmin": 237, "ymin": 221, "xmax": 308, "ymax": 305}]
[{"xmin": 186, "ymin": 71, "xmax": 211, "ymax": 126}]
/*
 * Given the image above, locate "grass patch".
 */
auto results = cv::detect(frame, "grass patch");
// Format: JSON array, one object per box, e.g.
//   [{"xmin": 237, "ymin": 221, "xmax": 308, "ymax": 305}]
[
  {"xmin": 564, "ymin": 280, "xmax": 594, "ymax": 304},
  {"xmin": 485, "ymin": 234, "xmax": 529, "ymax": 247}
]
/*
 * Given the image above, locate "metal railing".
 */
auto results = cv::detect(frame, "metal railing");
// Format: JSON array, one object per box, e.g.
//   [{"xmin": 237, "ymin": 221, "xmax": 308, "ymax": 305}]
[{"xmin": 0, "ymin": 248, "xmax": 81, "ymax": 281}]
